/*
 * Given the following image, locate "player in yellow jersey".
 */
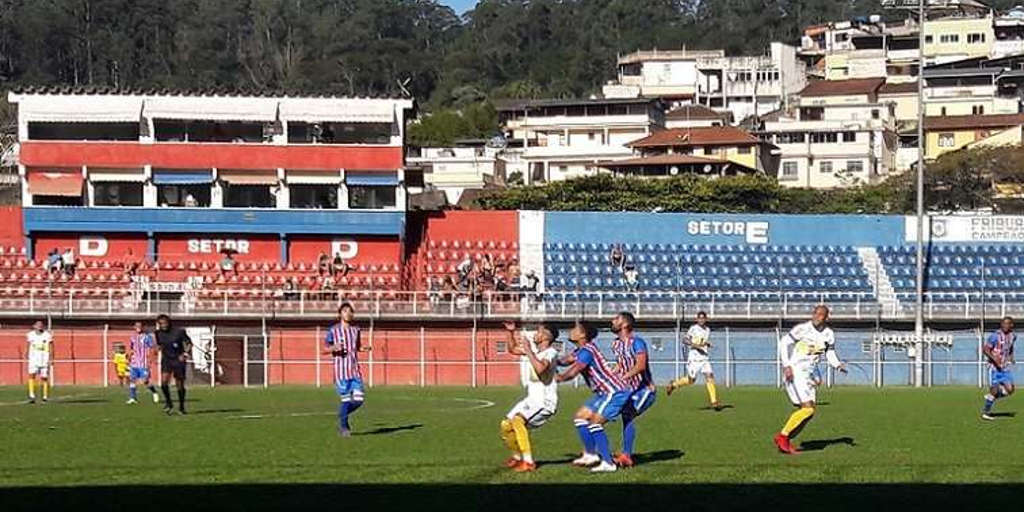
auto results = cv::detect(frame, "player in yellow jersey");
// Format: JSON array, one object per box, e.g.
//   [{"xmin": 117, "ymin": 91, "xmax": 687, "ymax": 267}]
[
  {"xmin": 666, "ymin": 311, "xmax": 721, "ymax": 410},
  {"xmin": 499, "ymin": 320, "xmax": 559, "ymax": 473},
  {"xmin": 26, "ymin": 320, "xmax": 53, "ymax": 404},
  {"xmin": 773, "ymin": 305, "xmax": 846, "ymax": 454},
  {"xmin": 112, "ymin": 344, "xmax": 129, "ymax": 387}
]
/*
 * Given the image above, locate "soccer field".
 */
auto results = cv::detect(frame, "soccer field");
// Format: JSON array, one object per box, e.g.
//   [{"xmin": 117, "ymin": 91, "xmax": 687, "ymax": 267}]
[{"xmin": 1, "ymin": 385, "xmax": 1021, "ymax": 509}]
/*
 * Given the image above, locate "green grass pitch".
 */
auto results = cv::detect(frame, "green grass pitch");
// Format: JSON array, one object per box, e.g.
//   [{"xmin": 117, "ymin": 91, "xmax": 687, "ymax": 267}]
[{"xmin": 0, "ymin": 385, "xmax": 1022, "ymax": 510}]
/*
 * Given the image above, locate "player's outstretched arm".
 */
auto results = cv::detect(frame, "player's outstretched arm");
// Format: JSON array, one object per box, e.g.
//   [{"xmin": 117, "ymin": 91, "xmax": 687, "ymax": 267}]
[
  {"xmin": 503, "ymin": 321, "xmax": 526, "ymax": 356},
  {"xmin": 556, "ymin": 361, "xmax": 585, "ymax": 383},
  {"xmin": 982, "ymin": 341, "xmax": 1001, "ymax": 370},
  {"xmin": 826, "ymin": 345, "xmax": 847, "ymax": 373}
]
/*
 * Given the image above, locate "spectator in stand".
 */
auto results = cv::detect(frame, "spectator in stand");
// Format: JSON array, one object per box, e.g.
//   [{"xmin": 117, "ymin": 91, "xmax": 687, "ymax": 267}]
[
  {"xmin": 456, "ymin": 256, "xmax": 474, "ymax": 288},
  {"xmin": 184, "ymin": 193, "xmax": 198, "ymax": 208},
  {"xmin": 331, "ymin": 253, "xmax": 351, "ymax": 277},
  {"xmin": 61, "ymin": 248, "xmax": 76, "ymax": 277},
  {"xmin": 507, "ymin": 261, "xmax": 521, "ymax": 283},
  {"xmin": 480, "ymin": 254, "xmax": 495, "ymax": 283},
  {"xmin": 523, "ymin": 270, "xmax": 540, "ymax": 293},
  {"xmin": 610, "ymin": 244, "xmax": 626, "ymax": 272},
  {"xmin": 317, "ymin": 252, "xmax": 330, "ymax": 277},
  {"xmin": 123, "ymin": 249, "xmax": 140, "ymax": 278},
  {"xmin": 219, "ymin": 252, "xmax": 237, "ymax": 277},
  {"xmin": 624, "ymin": 264, "xmax": 639, "ymax": 292},
  {"xmin": 281, "ymin": 278, "xmax": 299, "ymax": 301},
  {"xmin": 320, "ymin": 275, "xmax": 336, "ymax": 301},
  {"xmin": 442, "ymin": 276, "xmax": 458, "ymax": 303},
  {"xmin": 46, "ymin": 249, "xmax": 61, "ymax": 277},
  {"xmin": 427, "ymin": 276, "xmax": 442, "ymax": 308}
]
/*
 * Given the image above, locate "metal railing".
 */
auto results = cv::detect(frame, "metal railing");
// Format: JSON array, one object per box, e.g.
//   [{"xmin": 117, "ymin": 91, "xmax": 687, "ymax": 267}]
[{"xmin": 3, "ymin": 288, "xmax": 1024, "ymax": 321}]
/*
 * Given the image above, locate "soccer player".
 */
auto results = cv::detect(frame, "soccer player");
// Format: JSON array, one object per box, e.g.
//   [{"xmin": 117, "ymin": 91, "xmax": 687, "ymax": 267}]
[
  {"xmin": 499, "ymin": 320, "xmax": 559, "ymax": 472},
  {"xmin": 982, "ymin": 316, "xmax": 1016, "ymax": 420},
  {"xmin": 666, "ymin": 311, "xmax": 721, "ymax": 410},
  {"xmin": 323, "ymin": 303, "xmax": 370, "ymax": 437},
  {"xmin": 556, "ymin": 320, "xmax": 632, "ymax": 473},
  {"xmin": 26, "ymin": 320, "xmax": 53, "ymax": 404},
  {"xmin": 610, "ymin": 311, "xmax": 656, "ymax": 468},
  {"xmin": 113, "ymin": 345, "xmax": 129, "ymax": 387},
  {"xmin": 126, "ymin": 321, "xmax": 160, "ymax": 405},
  {"xmin": 155, "ymin": 314, "xmax": 192, "ymax": 415},
  {"xmin": 773, "ymin": 305, "xmax": 846, "ymax": 455}
]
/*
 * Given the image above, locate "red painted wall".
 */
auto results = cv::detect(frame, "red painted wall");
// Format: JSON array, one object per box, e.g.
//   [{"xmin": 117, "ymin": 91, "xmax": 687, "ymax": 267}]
[
  {"xmin": 0, "ymin": 207, "xmax": 24, "ymax": 249},
  {"xmin": 289, "ymin": 236, "xmax": 401, "ymax": 266},
  {"xmin": 35, "ymin": 234, "xmax": 148, "ymax": 261},
  {"xmin": 423, "ymin": 211, "xmax": 519, "ymax": 242},
  {"xmin": 20, "ymin": 142, "xmax": 403, "ymax": 171},
  {"xmin": 157, "ymin": 234, "xmax": 280, "ymax": 262},
  {"xmin": 0, "ymin": 323, "xmax": 521, "ymax": 387}
]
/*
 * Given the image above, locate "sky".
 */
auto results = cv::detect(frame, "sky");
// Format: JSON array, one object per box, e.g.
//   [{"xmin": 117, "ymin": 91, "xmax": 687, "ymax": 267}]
[{"xmin": 441, "ymin": 0, "xmax": 476, "ymax": 14}]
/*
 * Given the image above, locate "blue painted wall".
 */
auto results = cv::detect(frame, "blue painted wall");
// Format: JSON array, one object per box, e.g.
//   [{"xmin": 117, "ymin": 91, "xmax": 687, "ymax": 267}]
[
  {"xmin": 544, "ymin": 212, "xmax": 906, "ymax": 247},
  {"xmin": 24, "ymin": 207, "xmax": 405, "ymax": 236}
]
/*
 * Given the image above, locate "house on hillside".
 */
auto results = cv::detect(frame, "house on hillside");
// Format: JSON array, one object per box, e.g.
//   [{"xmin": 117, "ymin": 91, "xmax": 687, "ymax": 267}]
[{"xmin": 600, "ymin": 126, "xmax": 777, "ymax": 178}]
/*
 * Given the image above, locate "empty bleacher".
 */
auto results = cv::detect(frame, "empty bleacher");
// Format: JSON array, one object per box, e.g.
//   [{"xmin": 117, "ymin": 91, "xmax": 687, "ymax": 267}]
[{"xmin": 881, "ymin": 245, "xmax": 1024, "ymax": 304}]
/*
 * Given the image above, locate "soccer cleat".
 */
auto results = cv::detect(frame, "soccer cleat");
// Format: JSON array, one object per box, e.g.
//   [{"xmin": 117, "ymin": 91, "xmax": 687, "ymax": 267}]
[
  {"xmin": 41, "ymin": 397, "xmax": 48, "ymax": 403},
  {"xmin": 152, "ymin": 393, "xmax": 160, "ymax": 404},
  {"xmin": 504, "ymin": 457, "xmax": 522, "ymax": 468},
  {"xmin": 665, "ymin": 383, "xmax": 676, "ymax": 396},
  {"xmin": 712, "ymin": 402, "xmax": 722, "ymax": 411},
  {"xmin": 163, "ymin": 406, "xmax": 174, "ymax": 416},
  {"xmin": 982, "ymin": 413, "xmax": 996, "ymax": 421},
  {"xmin": 126, "ymin": 398, "xmax": 138, "ymax": 405},
  {"xmin": 512, "ymin": 461, "xmax": 537, "ymax": 473},
  {"xmin": 613, "ymin": 453, "xmax": 635, "ymax": 468},
  {"xmin": 774, "ymin": 433, "xmax": 797, "ymax": 454},
  {"xmin": 572, "ymin": 453, "xmax": 601, "ymax": 467},
  {"xmin": 178, "ymin": 408, "xmax": 187, "ymax": 415},
  {"xmin": 590, "ymin": 461, "xmax": 618, "ymax": 473},
  {"xmin": 27, "ymin": 398, "xmax": 35, "ymax": 405},
  {"xmin": 338, "ymin": 427, "xmax": 352, "ymax": 438}
]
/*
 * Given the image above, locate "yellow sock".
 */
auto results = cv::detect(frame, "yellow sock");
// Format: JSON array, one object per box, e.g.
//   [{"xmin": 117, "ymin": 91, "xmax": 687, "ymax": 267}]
[
  {"xmin": 28, "ymin": 379, "xmax": 35, "ymax": 398},
  {"xmin": 671, "ymin": 376, "xmax": 692, "ymax": 387},
  {"xmin": 42, "ymin": 380, "xmax": 49, "ymax": 399},
  {"xmin": 500, "ymin": 419, "xmax": 519, "ymax": 453},
  {"xmin": 780, "ymin": 407, "xmax": 815, "ymax": 437},
  {"xmin": 706, "ymin": 381, "xmax": 718, "ymax": 404},
  {"xmin": 511, "ymin": 416, "xmax": 533, "ymax": 463}
]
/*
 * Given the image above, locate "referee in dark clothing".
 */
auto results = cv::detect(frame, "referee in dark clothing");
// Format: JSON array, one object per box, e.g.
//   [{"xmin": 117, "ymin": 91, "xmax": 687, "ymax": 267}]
[{"xmin": 155, "ymin": 314, "xmax": 192, "ymax": 415}]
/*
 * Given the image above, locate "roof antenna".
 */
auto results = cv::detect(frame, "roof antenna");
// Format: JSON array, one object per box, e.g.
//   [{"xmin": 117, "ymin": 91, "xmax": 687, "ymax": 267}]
[{"xmin": 397, "ymin": 77, "xmax": 412, "ymax": 98}]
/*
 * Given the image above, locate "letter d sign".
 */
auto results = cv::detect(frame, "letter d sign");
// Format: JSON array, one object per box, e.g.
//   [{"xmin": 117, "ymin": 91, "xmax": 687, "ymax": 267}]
[{"xmin": 80, "ymin": 237, "xmax": 109, "ymax": 257}]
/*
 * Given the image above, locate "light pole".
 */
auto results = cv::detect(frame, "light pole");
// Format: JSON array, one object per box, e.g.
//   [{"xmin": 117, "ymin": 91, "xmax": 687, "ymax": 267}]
[{"xmin": 883, "ymin": 0, "xmax": 926, "ymax": 386}]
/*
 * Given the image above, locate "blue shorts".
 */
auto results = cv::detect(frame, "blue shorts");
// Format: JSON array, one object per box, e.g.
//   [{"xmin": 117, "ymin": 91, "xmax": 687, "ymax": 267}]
[
  {"xmin": 335, "ymin": 378, "xmax": 365, "ymax": 400},
  {"xmin": 584, "ymin": 391, "xmax": 631, "ymax": 421},
  {"xmin": 991, "ymin": 369, "xmax": 1015, "ymax": 388},
  {"xmin": 129, "ymin": 367, "xmax": 149, "ymax": 381},
  {"xmin": 626, "ymin": 387, "xmax": 657, "ymax": 416}
]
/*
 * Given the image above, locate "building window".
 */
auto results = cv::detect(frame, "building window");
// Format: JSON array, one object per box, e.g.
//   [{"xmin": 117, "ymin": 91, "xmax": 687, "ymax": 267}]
[
  {"xmin": 941, "ymin": 107, "xmax": 948, "ymax": 116},
  {"xmin": 348, "ymin": 186, "xmax": 397, "ymax": 209},
  {"xmin": 33, "ymin": 195, "xmax": 83, "ymax": 206},
  {"xmin": 972, "ymin": 105, "xmax": 985, "ymax": 115},
  {"xmin": 842, "ymin": 132, "xmax": 856, "ymax": 143},
  {"xmin": 737, "ymin": 146, "xmax": 751, "ymax": 154},
  {"xmin": 290, "ymin": 184, "xmax": 338, "ymax": 209},
  {"xmin": 968, "ymin": 33, "xmax": 986, "ymax": 44},
  {"xmin": 224, "ymin": 185, "xmax": 276, "ymax": 208},
  {"xmin": 925, "ymin": 35, "xmax": 933, "ymax": 44},
  {"xmin": 287, "ymin": 122, "xmax": 392, "ymax": 144},
  {"xmin": 776, "ymin": 132, "xmax": 806, "ymax": 144},
  {"xmin": 781, "ymin": 161, "xmax": 799, "ymax": 180},
  {"xmin": 158, "ymin": 185, "xmax": 210, "ymax": 207},
  {"xmin": 938, "ymin": 133, "xmax": 956, "ymax": 147},
  {"xmin": 939, "ymin": 34, "xmax": 959, "ymax": 44},
  {"xmin": 29, "ymin": 122, "xmax": 139, "ymax": 141},
  {"xmin": 810, "ymin": 132, "xmax": 838, "ymax": 144},
  {"xmin": 847, "ymin": 160, "xmax": 864, "ymax": 174},
  {"xmin": 93, "ymin": 182, "xmax": 143, "ymax": 207},
  {"xmin": 155, "ymin": 120, "xmax": 265, "ymax": 143},
  {"xmin": 871, "ymin": 109, "xmax": 880, "ymax": 120},
  {"xmin": 819, "ymin": 161, "xmax": 833, "ymax": 174}
]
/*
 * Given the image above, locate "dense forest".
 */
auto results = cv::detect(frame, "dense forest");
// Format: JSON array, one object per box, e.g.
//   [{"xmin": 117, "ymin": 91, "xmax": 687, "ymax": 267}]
[{"xmin": 3, "ymin": 0, "xmax": 1021, "ymax": 110}]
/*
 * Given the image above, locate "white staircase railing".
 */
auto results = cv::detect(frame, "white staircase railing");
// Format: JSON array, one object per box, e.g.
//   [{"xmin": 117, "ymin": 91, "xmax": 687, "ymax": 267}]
[{"xmin": 858, "ymin": 247, "xmax": 900, "ymax": 314}]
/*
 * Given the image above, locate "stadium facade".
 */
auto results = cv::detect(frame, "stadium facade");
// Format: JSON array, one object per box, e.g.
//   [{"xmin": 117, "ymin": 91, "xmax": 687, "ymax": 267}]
[{"xmin": 0, "ymin": 89, "xmax": 1021, "ymax": 389}]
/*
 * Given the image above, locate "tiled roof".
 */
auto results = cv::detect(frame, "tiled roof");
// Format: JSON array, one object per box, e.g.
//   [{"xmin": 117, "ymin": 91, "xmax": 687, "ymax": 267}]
[
  {"xmin": 7, "ymin": 84, "xmax": 407, "ymax": 100},
  {"xmin": 799, "ymin": 78, "xmax": 885, "ymax": 97},
  {"xmin": 665, "ymin": 105, "xmax": 730, "ymax": 121},
  {"xmin": 628, "ymin": 126, "xmax": 761, "ymax": 147},
  {"xmin": 924, "ymin": 113, "xmax": 1024, "ymax": 131},
  {"xmin": 879, "ymin": 81, "xmax": 919, "ymax": 95}
]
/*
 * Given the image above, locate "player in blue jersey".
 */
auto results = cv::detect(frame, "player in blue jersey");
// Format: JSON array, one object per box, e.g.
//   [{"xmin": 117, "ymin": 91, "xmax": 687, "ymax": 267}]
[
  {"xmin": 610, "ymin": 311, "xmax": 655, "ymax": 468},
  {"xmin": 982, "ymin": 316, "xmax": 1016, "ymax": 421},
  {"xmin": 556, "ymin": 320, "xmax": 632, "ymax": 473}
]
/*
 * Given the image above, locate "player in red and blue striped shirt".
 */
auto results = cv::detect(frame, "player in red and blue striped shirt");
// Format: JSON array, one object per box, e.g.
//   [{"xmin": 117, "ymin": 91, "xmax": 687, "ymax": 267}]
[
  {"xmin": 610, "ymin": 311, "xmax": 656, "ymax": 468},
  {"xmin": 556, "ymin": 320, "xmax": 632, "ymax": 473},
  {"xmin": 323, "ymin": 303, "xmax": 371, "ymax": 437},
  {"xmin": 126, "ymin": 321, "xmax": 159, "ymax": 404},
  {"xmin": 982, "ymin": 316, "xmax": 1016, "ymax": 420}
]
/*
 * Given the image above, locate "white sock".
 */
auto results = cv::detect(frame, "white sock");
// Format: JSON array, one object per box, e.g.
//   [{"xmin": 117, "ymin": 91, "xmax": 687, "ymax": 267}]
[{"xmin": 522, "ymin": 453, "xmax": 534, "ymax": 464}]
